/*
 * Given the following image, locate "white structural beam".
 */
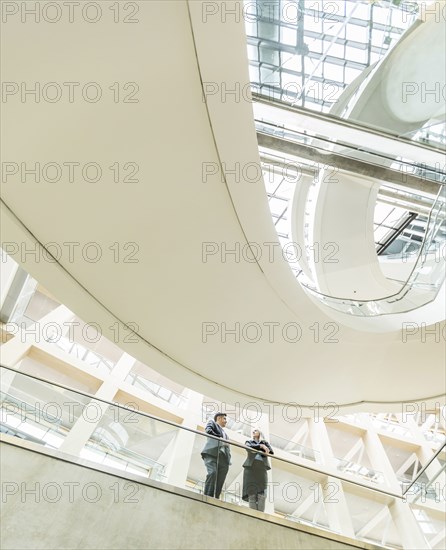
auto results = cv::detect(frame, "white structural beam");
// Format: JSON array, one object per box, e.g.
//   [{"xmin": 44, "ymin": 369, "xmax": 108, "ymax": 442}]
[
  {"xmin": 160, "ymin": 390, "xmax": 203, "ymax": 487},
  {"xmin": 59, "ymin": 353, "xmax": 135, "ymax": 456},
  {"xmin": 430, "ymin": 527, "xmax": 446, "ymax": 549},
  {"xmin": 389, "ymin": 500, "xmax": 430, "ymax": 550},
  {"xmin": 356, "ymin": 507, "xmax": 391, "ymax": 539}
]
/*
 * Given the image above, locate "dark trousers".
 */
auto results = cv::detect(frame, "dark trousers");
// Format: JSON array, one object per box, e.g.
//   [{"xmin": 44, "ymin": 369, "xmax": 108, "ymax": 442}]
[{"xmin": 202, "ymin": 454, "xmax": 229, "ymax": 498}]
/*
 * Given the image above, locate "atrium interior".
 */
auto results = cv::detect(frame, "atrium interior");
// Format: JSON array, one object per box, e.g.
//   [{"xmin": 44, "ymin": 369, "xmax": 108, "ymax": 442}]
[{"xmin": 1, "ymin": 1, "xmax": 445, "ymax": 549}]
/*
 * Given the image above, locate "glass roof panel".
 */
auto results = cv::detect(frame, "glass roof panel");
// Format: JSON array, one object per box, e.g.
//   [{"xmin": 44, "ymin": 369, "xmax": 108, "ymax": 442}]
[{"xmin": 245, "ymin": 0, "xmax": 446, "ymax": 149}]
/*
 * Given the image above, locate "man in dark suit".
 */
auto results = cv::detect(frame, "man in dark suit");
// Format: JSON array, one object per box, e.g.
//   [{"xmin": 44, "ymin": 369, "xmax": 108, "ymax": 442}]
[{"xmin": 201, "ymin": 412, "xmax": 231, "ymax": 498}]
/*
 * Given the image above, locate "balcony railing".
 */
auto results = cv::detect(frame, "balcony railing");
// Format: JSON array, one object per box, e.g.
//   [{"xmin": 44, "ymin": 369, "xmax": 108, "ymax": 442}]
[{"xmin": 1, "ymin": 364, "xmax": 444, "ymax": 549}]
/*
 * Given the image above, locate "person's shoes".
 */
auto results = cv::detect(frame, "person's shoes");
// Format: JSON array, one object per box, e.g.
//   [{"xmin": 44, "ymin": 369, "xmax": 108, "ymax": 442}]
[{"xmin": 248, "ymin": 495, "xmax": 258, "ymax": 510}]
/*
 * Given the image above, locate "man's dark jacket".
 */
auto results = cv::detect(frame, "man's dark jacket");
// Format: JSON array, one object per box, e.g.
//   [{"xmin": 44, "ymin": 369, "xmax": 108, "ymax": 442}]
[{"xmin": 201, "ymin": 419, "xmax": 231, "ymax": 463}]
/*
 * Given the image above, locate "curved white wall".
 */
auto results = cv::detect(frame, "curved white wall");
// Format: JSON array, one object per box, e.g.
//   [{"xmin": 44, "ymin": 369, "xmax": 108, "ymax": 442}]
[{"xmin": 1, "ymin": 1, "xmax": 444, "ymax": 411}]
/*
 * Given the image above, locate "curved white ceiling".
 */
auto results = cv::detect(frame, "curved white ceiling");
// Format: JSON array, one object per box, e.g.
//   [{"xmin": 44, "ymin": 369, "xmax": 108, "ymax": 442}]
[{"xmin": 1, "ymin": 1, "xmax": 445, "ymax": 412}]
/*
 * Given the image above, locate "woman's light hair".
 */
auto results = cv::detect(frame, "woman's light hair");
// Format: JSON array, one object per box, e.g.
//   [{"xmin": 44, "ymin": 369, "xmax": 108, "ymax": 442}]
[{"xmin": 252, "ymin": 428, "xmax": 263, "ymax": 439}]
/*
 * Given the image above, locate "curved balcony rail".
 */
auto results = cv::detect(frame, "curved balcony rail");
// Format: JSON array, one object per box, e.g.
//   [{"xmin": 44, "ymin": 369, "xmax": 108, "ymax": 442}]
[
  {"xmin": 333, "ymin": 457, "xmax": 384, "ymax": 485},
  {"xmin": 269, "ymin": 432, "xmax": 321, "ymax": 463},
  {"xmin": 298, "ymin": 187, "xmax": 445, "ymax": 317},
  {"xmin": 254, "ymin": 93, "xmax": 445, "ymax": 316},
  {"xmin": 259, "ymin": 120, "xmax": 445, "ymax": 316},
  {"xmin": 1, "ymin": 365, "xmax": 444, "ymax": 549}
]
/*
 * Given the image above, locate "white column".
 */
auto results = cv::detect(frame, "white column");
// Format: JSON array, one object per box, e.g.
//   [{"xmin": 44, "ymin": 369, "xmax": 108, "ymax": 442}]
[
  {"xmin": 59, "ymin": 353, "xmax": 135, "ymax": 456},
  {"xmin": 404, "ymin": 415, "xmax": 446, "ymax": 487},
  {"xmin": 360, "ymin": 415, "xmax": 429, "ymax": 549},
  {"xmin": 360, "ymin": 414, "xmax": 401, "ymax": 492},
  {"xmin": 389, "ymin": 500, "xmax": 430, "ymax": 550},
  {"xmin": 0, "ymin": 251, "xmax": 19, "ymax": 309},
  {"xmin": 0, "ymin": 304, "xmax": 74, "ymax": 390},
  {"xmin": 158, "ymin": 390, "xmax": 203, "ymax": 488},
  {"xmin": 308, "ymin": 420, "xmax": 355, "ymax": 537},
  {"xmin": 323, "ymin": 477, "xmax": 355, "ymax": 538},
  {"xmin": 308, "ymin": 419, "xmax": 338, "ymax": 468}
]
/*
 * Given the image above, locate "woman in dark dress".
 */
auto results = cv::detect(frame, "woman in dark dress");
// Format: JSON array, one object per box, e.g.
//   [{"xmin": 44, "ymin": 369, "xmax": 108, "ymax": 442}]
[{"xmin": 242, "ymin": 429, "xmax": 274, "ymax": 511}]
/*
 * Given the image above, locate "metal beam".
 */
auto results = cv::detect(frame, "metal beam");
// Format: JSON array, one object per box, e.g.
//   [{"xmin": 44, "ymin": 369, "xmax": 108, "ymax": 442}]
[
  {"xmin": 257, "ymin": 132, "xmax": 441, "ymax": 197},
  {"xmin": 254, "ymin": 95, "xmax": 446, "ymax": 168}
]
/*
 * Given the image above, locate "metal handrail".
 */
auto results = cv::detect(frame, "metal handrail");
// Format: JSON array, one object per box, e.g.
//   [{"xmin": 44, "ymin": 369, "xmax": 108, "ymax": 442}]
[
  {"xmin": 256, "ymin": 122, "xmax": 444, "ymax": 185},
  {"xmin": 253, "ymin": 94, "xmax": 446, "ymax": 162}
]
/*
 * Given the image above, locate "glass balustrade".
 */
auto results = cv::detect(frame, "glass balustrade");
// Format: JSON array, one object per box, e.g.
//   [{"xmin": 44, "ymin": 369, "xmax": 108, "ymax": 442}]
[
  {"xmin": 83, "ymin": 429, "xmax": 167, "ymax": 481},
  {"xmin": 333, "ymin": 457, "xmax": 385, "ymax": 485},
  {"xmin": 401, "ymin": 444, "xmax": 446, "ymax": 546},
  {"xmin": 0, "ymin": 372, "xmax": 89, "ymax": 448},
  {"xmin": 255, "ymin": 96, "xmax": 445, "ymax": 316},
  {"xmin": 0, "ymin": 393, "xmax": 67, "ymax": 449},
  {"xmin": 1, "ymin": 365, "xmax": 444, "ymax": 549},
  {"xmin": 269, "ymin": 433, "xmax": 321, "ymax": 462},
  {"xmin": 399, "ymin": 474, "xmax": 445, "ymax": 503},
  {"xmin": 402, "ymin": 442, "xmax": 446, "ymax": 504}
]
